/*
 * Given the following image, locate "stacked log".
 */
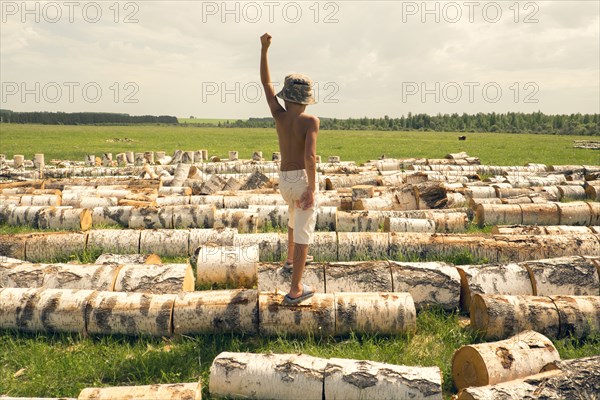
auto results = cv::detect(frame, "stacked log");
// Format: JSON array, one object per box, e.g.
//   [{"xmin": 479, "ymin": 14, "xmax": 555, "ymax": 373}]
[
  {"xmin": 257, "ymin": 263, "xmax": 326, "ymax": 293},
  {"xmin": 94, "ymin": 253, "xmax": 161, "ymax": 265},
  {"xmin": 25, "ymin": 232, "xmax": 87, "ymax": 263},
  {"xmin": 113, "ymin": 264, "xmax": 195, "ymax": 294},
  {"xmin": 87, "ymin": 229, "xmax": 140, "ymax": 254},
  {"xmin": 323, "ymin": 261, "xmax": 392, "ymax": 293},
  {"xmin": 209, "ymin": 352, "xmax": 443, "ymax": 400},
  {"xmin": 520, "ymin": 256, "xmax": 600, "ymax": 296},
  {"xmin": 452, "ymin": 330, "xmax": 560, "ymax": 390},
  {"xmin": 337, "ymin": 232, "xmax": 389, "ymax": 260}
]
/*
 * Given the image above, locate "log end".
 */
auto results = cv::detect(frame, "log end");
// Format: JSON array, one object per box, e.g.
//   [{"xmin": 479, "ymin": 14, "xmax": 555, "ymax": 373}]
[
  {"xmin": 80, "ymin": 208, "xmax": 93, "ymax": 231},
  {"xmin": 452, "ymin": 345, "xmax": 489, "ymax": 390},
  {"xmin": 470, "ymin": 294, "xmax": 489, "ymax": 337}
]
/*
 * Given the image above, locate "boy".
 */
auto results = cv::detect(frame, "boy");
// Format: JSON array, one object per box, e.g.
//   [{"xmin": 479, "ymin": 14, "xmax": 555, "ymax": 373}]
[{"xmin": 260, "ymin": 33, "xmax": 319, "ymax": 305}]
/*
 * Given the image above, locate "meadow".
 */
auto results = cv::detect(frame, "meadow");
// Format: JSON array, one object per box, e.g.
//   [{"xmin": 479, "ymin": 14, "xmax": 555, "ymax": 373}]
[
  {"xmin": 0, "ymin": 123, "xmax": 598, "ymax": 166},
  {"xmin": 0, "ymin": 123, "xmax": 599, "ymax": 398}
]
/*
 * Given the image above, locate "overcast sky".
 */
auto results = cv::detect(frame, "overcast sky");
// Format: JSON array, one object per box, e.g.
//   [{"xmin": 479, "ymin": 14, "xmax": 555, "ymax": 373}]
[{"xmin": 1, "ymin": 0, "xmax": 598, "ymax": 119}]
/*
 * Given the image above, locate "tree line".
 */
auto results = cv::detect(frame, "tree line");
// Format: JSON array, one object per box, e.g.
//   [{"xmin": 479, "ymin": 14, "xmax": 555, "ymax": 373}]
[
  {"xmin": 1, "ymin": 109, "xmax": 597, "ymax": 135},
  {"xmin": 0, "ymin": 110, "xmax": 178, "ymax": 125},
  {"xmin": 219, "ymin": 112, "xmax": 599, "ymax": 135}
]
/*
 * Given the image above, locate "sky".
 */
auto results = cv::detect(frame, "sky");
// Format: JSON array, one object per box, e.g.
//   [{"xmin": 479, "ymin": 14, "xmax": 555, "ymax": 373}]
[{"xmin": 1, "ymin": 0, "xmax": 599, "ymax": 119}]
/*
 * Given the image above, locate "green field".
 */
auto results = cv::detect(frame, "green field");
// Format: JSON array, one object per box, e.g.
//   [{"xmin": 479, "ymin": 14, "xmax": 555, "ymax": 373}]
[
  {"xmin": 0, "ymin": 123, "xmax": 597, "ymax": 165},
  {"xmin": 178, "ymin": 118, "xmax": 240, "ymax": 125}
]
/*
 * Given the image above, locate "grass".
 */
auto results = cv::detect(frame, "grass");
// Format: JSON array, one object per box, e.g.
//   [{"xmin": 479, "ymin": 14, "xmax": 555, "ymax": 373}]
[{"xmin": 1, "ymin": 123, "xmax": 598, "ymax": 166}]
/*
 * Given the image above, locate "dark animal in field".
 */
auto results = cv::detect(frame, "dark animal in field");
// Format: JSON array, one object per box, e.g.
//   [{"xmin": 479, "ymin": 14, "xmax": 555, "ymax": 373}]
[{"xmin": 458, "ymin": 136, "xmax": 466, "ymax": 141}]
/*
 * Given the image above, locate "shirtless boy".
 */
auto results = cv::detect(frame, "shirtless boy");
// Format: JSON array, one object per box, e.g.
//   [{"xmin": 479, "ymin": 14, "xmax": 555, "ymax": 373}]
[{"xmin": 260, "ymin": 32, "xmax": 319, "ymax": 305}]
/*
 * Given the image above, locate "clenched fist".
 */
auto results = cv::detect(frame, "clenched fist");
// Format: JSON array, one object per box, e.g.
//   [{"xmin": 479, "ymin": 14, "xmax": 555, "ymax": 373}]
[{"xmin": 260, "ymin": 33, "xmax": 272, "ymax": 49}]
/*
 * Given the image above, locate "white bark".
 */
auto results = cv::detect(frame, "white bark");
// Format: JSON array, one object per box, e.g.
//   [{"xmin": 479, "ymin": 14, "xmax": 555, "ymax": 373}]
[
  {"xmin": 452, "ymin": 330, "xmax": 560, "ymax": 389},
  {"xmin": 551, "ymin": 295, "xmax": 600, "ymax": 339},
  {"xmin": 87, "ymin": 229, "xmax": 141, "ymax": 254},
  {"xmin": 196, "ymin": 245, "xmax": 258, "ymax": 288},
  {"xmin": 257, "ymin": 263, "xmax": 325, "ymax": 293},
  {"xmin": 25, "ymin": 232, "xmax": 87, "ymax": 263},
  {"xmin": 139, "ymin": 229, "xmax": 190, "ymax": 258},
  {"xmin": 521, "ymin": 256, "xmax": 599, "ymax": 296},
  {"xmin": 324, "ymin": 261, "xmax": 393, "ymax": 293},
  {"xmin": 78, "ymin": 382, "xmax": 202, "ymax": 400},
  {"xmin": 172, "ymin": 289, "xmax": 258, "ymax": 335},
  {"xmin": 95, "ymin": 253, "xmax": 162, "ymax": 265}
]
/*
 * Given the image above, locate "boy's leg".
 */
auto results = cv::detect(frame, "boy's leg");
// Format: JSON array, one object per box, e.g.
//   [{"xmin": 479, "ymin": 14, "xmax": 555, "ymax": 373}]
[
  {"xmin": 286, "ymin": 228, "xmax": 295, "ymax": 264},
  {"xmin": 289, "ymin": 242, "xmax": 309, "ymax": 298}
]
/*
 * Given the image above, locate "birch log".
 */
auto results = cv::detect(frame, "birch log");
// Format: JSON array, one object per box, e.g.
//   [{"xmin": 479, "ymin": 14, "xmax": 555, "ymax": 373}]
[
  {"xmin": 113, "ymin": 264, "xmax": 195, "ymax": 294},
  {"xmin": 353, "ymin": 196, "xmax": 394, "ymax": 211},
  {"xmin": 233, "ymin": 232, "xmax": 282, "ymax": 261},
  {"xmin": 390, "ymin": 261, "xmax": 461, "ymax": 310},
  {"xmin": 0, "ymin": 234, "xmax": 27, "ymax": 260},
  {"xmin": 86, "ymin": 291, "xmax": 175, "ymax": 336},
  {"xmin": 209, "ymin": 352, "xmax": 327, "ymax": 400},
  {"xmin": 259, "ymin": 292, "xmax": 336, "ymax": 336},
  {"xmin": 558, "ymin": 185, "xmax": 587, "ymax": 200},
  {"xmin": 19, "ymin": 194, "xmax": 61, "ymax": 206},
  {"xmin": 140, "ymin": 229, "xmax": 190, "ymax": 258},
  {"xmin": 337, "ymin": 232, "xmax": 389, "ymax": 260},
  {"xmin": 172, "ymin": 204, "xmax": 216, "ymax": 228},
  {"xmin": 37, "ymin": 207, "xmax": 93, "ymax": 230},
  {"xmin": 452, "ymin": 330, "xmax": 560, "ymax": 390},
  {"xmin": 25, "ymin": 232, "xmax": 87, "ymax": 263},
  {"xmin": 324, "ymin": 261, "xmax": 393, "ymax": 293},
  {"xmin": 324, "ymin": 357, "xmax": 443, "ymax": 400},
  {"xmin": 247, "ymin": 205, "xmax": 289, "ymax": 229},
  {"xmin": 456, "ymin": 263, "xmax": 534, "ymax": 313},
  {"xmin": 129, "ymin": 206, "xmax": 173, "ymax": 229},
  {"xmin": 470, "ymin": 294, "xmax": 561, "ymax": 340},
  {"xmin": 551, "ymin": 295, "xmax": 600, "ymax": 339},
  {"xmin": 337, "ymin": 211, "xmax": 382, "ymax": 232},
  {"xmin": 7, "ymin": 205, "xmax": 47, "ymax": 227},
  {"xmin": 78, "ymin": 382, "xmax": 202, "ymax": 400},
  {"xmin": 91, "ymin": 206, "xmax": 134, "ymax": 227},
  {"xmin": 257, "ymin": 263, "xmax": 325, "ymax": 293},
  {"xmin": 172, "ymin": 289, "xmax": 258, "ymax": 335},
  {"xmin": 87, "ymin": 228, "xmax": 141, "ymax": 254},
  {"xmin": 521, "ymin": 256, "xmax": 600, "ymax": 296},
  {"xmin": 585, "ymin": 184, "xmax": 600, "ymax": 200},
  {"xmin": 213, "ymin": 209, "xmax": 258, "ymax": 233},
  {"xmin": 476, "ymin": 204, "xmax": 522, "ymax": 227},
  {"xmin": 196, "ymin": 245, "xmax": 258, "ymax": 288},
  {"xmin": 457, "ymin": 356, "xmax": 600, "ymax": 400},
  {"xmin": 557, "ymin": 201, "xmax": 593, "ymax": 225},
  {"xmin": 0, "ymin": 288, "xmax": 95, "ymax": 333},
  {"xmin": 518, "ymin": 203, "xmax": 560, "ymax": 225},
  {"xmin": 334, "ymin": 292, "xmax": 416, "ymax": 335},
  {"xmin": 189, "ymin": 228, "xmax": 237, "ymax": 255},
  {"xmin": 384, "ymin": 217, "xmax": 436, "ymax": 233},
  {"xmin": 95, "ymin": 253, "xmax": 161, "ymax": 265},
  {"xmin": 31, "ymin": 263, "xmax": 118, "ymax": 291}
]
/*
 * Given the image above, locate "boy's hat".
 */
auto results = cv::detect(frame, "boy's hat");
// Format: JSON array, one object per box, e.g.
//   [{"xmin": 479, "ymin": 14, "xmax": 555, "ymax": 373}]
[{"xmin": 276, "ymin": 74, "xmax": 316, "ymax": 105}]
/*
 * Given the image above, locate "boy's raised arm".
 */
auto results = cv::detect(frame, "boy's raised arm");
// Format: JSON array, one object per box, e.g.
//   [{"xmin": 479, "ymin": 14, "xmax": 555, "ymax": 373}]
[{"xmin": 260, "ymin": 33, "xmax": 284, "ymax": 117}]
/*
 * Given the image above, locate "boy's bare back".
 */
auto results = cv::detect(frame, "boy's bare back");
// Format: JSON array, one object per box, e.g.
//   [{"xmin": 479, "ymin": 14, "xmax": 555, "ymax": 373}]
[{"xmin": 275, "ymin": 112, "xmax": 319, "ymax": 172}]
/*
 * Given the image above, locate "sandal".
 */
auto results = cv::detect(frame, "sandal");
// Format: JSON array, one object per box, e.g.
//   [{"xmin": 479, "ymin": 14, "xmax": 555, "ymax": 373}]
[
  {"xmin": 282, "ymin": 284, "xmax": 315, "ymax": 305},
  {"xmin": 282, "ymin": 255, "xmax": 314, "ymax": 270}
]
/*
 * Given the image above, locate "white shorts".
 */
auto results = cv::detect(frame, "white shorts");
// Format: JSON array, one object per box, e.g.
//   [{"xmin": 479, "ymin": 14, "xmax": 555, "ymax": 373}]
[{"xmin": 278, "ymin": 169, "xmax": 318, "ymax": 245}]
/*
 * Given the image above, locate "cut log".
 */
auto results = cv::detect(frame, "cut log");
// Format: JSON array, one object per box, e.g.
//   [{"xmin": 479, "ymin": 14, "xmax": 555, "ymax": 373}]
[
  {"xmin": 519, "ymin": 203, "xmax": 560, "ymax": 225},
  {"xmin": 38, "ymin": 207, "xmax": 92, "ymax": 231},
  {"xmin": 172, "ymin": 289, "xmax": 258, "ymax": 335},
  {"xmin": 87, "ymin": 229, "xmax": 140, "ymax": 254},
  {"xmin": 390, "ymin": 261, "xmax": 461, "ymax": 311},
  {"xmin": 113, "ymin": 263, "xmax": 194, "ymax": 294},
  {"xmin": 456, "ymin": 263, "xmax": 534, "ymax": 313},
  {"xmin": 91, "ymin": 206, "xmax": 133, "ymax": 227},
  {"xmin": 0, "ymin": 287, "xmax": 95, "ymax": 333},
  {"xmin": 337, "ymin": 211, "xmax": 382, "ymax": 232},
  {"xmin": 240, "ymin": 171, "xmax": 270, "ymax": 190},
  {"xmin": 324, "ymin": 357, "xmax": 442, "ymax": 400},
  {"xmin": 214, "ymin": 209, "xmax": 258, "ymax": 233},
  {"xmin": 315, "ymin": 206, "xmax": 338, "ymax": 231},
  {"xmin": 557, "ymin": 201, "xmax": 593, "ymax": 225},
  {"xmin": 172, "ymin": 204, "xmax": 216, "ymax": 229},
  {"xmin": 189, "ymin": 228, "xmax": 237, "ymax": 256},
  {"xmin": 257, "ymin": 263, "xmax": 325, "ymax": 293},
  {"xmin": 551, "ymin": 295, "xmax": 600, "ymax": 339},
  {"xmin": 558, "ymin": 185, "xmax": 587, "ymax": 200},
  {"xmin": 78, "ymin": 382, "xmax": 201, "ymax": 400},
  {"xmin": 585, "ymin": 184, "xmax": 600, "ymax": 200},
  {"xmin": 337, "ymin": 232, "xmax": 389, "ymax": 261},
  {"xmin": 384, "ymin": 217, "xmax": 436, "ymax": 233},
  {"xmin": 452, "ymin": 330, "xmax": 560, "ymax": 390},
  {"xmin": 247, "ymin": 205, "xmax": 289, "ymax": 229},
  {"xmin": 353, "ymin": 196, "xmax": 394, "ymax": 211},
  {"xmin": 476, "ymin": 204, "xmax": 522, "ymax": 227},
  {"xmin": 233, "ymin": 232, "xmax": 282, "ymax": 261},
  {"xmin": 0, "ymin": 234, "xmax": 27, "ymax": 260},
  {"xmin": 196, "ymin": 245, "xmax": 258, "ymax": 288},
  {"xmin": 470, "ymin": 294, "xmax": 561, "ymax": 340},
  {"xmin": 521, "ymin": 256, "xmax": 599, "ymax": 296},
  {"xmin": 95, "ymin": 253, "xmax": 162, "ymax": 265},
  {"xmin": 170, "ymin": 163, "xmax": 191, "ymax": 187},
  {"xmin": 19, "ymin": 193, "xmax": 61, "ymax": 206},
  {"xmin": 25, "ymin": 232, "xmax": 87, "ymax": 263},
  {"xmin": 351, "ymin": 185, "xmax": 375, "ymax": 201},
  {"xmin": 129, "ymin": 206, "xmax": 173, "ymax": 229},
  {"xmin": 86, "ymin": 291, "xmax": 175, "ymax": 336},
  {"xmin": 324, "ymin": 261, "xmax": 392, "ymax": 293},
  {"xmin": 209, "ymin": 352, "xmax": 327, "ymax": 400},
  {"xmin": 458, "ymin": 356, "xmax": 600, "ymax": 400},
  {"xmin": 200, "ymin": 174, "xmax": 228, "ymax": 195},
  {"xmin": 334, "ymin": 292, "xmax": 416, "ymax": 335},
  {"xmin": 259, "ymin": 292, "xmax": 335, "ymax": 336},
  {"xmin": 139, "ymin": 229, "xmax": 190, "ymax": 258},
  {"xmin": 7, "ymin": 205, "xmax": 47, "ymax": 227}
]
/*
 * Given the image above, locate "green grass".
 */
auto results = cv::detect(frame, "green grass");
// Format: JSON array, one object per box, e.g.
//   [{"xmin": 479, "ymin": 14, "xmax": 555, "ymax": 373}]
[
  {"xmin": 178, "ymin": 118, "xmax": 240, "ymax": 125},
  {"xmin": 0, "ymin": 123, "xmax": 597, "ymax": 166}
]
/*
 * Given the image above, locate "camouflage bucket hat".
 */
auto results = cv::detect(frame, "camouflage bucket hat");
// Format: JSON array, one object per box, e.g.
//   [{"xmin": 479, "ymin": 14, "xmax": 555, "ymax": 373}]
[{"xmin": 276, "ymin": 73, "xmax": 317, "ymax": 105}]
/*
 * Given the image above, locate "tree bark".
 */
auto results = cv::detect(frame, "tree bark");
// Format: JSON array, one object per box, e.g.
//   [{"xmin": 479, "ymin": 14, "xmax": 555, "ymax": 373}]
[
  {"xmin": 87, "ymin": 229, "xmax": 141, "ymax": 254},
  {"xmin": 384, "ymin": 217, "xmax": 436, "ymax": 233},
  {"xmin": 476, "ymin": 204, "xmax": 522, "ymax": 227},
  {"xmin": 391, "ymin": 261, "xmax": 461, "ymax": 311},
  {"xmin": 209, "ymin": 352, "xmax": 327, "ymax": 400},
  {"xmin": 25, "ymin": 232, "xmax": 87, "ymax": 263},
  {"xmin": 139, "ymin": 229, "xmax": 190, "ymax": 258},
  {"xmin": 214, "ymin": 209, "xmax": 258, "ymax": 233},
  {"xmin": 113, "ymin": 263, "xmax": 194, "ymax": 294},
  {"xmin": 0, "ymin": 287, "xmax": 95, "ymax": 333},
  {"xmin": 37, "ymin": 207, "xmax": 92, "ymax": 231},
  {"xmin": 78, "ymin": 382, "xmax": 201, "ymax": 400},
  {"xmin": 452, "ymin": 330, "xmax": 560, "ymax": 390},
  {"xmin": 324, "ymin": 261, "xmax": 392, "ymax": 293},
  {"xmin": 521, "ymin": 256, "xmax": 599, "ymax": 296},
  {"xmin": 86, "ymin": 291, "xmax": 175, "ymax": 336},
  {"xmin": 337, "ymin": 232, "xmax": 389, "ymax": 261},
  {"xmin": 95, "ymin": 253, "xmax": 162, "ymax": 265},
  {"xmin": 196, "ymin": 245, "xmax": 258, "ymax": 288},
  {"xmin": 257, "ymin": 262, "xmax": 325, "ymax": 293},
  {"xmin": 172, "ymin": 204, "xmax": 216, "ymax": 229},
  {"xmin": 90, "ymin": 206, "xmax": 134, "ymax": 227},
  {"xmin": 172, "ymin": 289, "xmax": 258, "ymax": 335},
  {"xmin": 470, "ymin": 294, "xmax": 561, "ymax": 340},
  {"xmin": 456, "ymin": 263, "xmax": 534, "ymax": 313},
  {"xmin": 551, "ymin": 295, "xmax": 600, "ymax": 339},
  {"xmin": 324, "ymin": 357, "xmax": 442, "ymax": 400}
]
